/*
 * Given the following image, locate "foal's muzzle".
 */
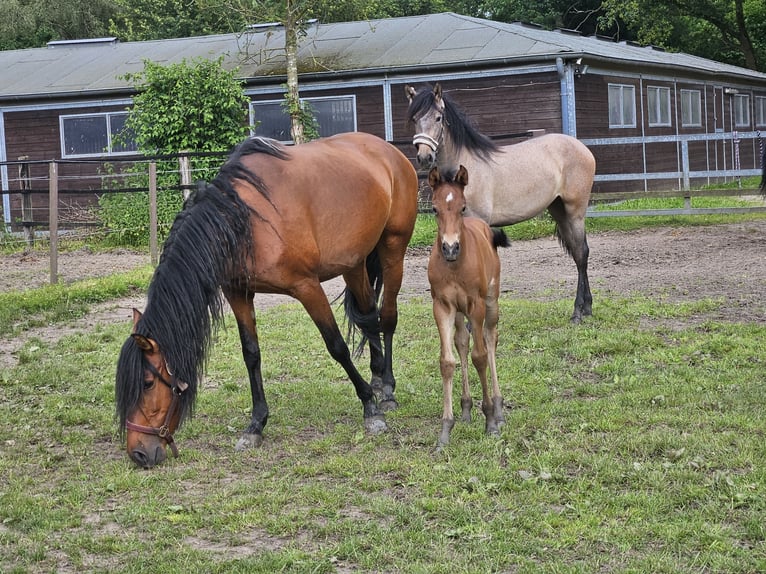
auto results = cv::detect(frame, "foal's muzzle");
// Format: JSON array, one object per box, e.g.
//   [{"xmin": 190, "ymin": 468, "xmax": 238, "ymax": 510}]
[{"xmin": 442, "ymin": 241, "xmax": 460, "ymax": 261}]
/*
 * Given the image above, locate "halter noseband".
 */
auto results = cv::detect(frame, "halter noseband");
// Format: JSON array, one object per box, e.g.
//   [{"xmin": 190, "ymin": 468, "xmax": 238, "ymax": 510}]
[
  {"xmin": 125, "ymin": 362, "xmax": 187, "ymax": 458},
  {"xmin": 412, "ymin": 132, "xmax": 441, "ymax": 152}
]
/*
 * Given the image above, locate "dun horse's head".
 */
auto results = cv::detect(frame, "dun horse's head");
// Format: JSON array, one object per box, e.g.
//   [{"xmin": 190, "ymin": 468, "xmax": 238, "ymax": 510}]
[
  {"xmin": 115, "ymin": 309, "xmax": 189, "ymax": 469},
  {"xmin": 429, "ymin": 165, "xmax": 469, "ymax": 262},
  {"xmin": 406, "ymin": 83, "xmax": 445, "ymax": 169}
]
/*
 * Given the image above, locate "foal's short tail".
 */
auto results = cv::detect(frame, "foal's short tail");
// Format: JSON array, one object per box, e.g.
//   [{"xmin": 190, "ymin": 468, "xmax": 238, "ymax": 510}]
[
  {"xmin": 343, "ymin": 249, "xmax": 384, "ymax": 358},
  {"xmin": 491, "ymin": 228, "xmax": 510, "ymax": 250}
]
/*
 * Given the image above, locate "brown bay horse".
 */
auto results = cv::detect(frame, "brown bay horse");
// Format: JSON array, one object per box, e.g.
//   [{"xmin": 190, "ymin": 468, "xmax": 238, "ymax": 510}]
[
  {"xmin": 115, "ymin": 132, "xmax": 419, "ymax": 468},
  {"xmin": 407, "ymin": 83, "xmax": 596, "ymax": 323},
  {"xmin": 427, "ymin": 165, "xmax": 510, "ymax": 448}
]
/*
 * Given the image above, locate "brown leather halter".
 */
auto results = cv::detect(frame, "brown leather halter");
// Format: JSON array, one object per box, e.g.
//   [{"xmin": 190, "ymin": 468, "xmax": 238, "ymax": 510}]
[{"xmin": 125, "ymin": 362, "xmax": 187, "ymax": 458}]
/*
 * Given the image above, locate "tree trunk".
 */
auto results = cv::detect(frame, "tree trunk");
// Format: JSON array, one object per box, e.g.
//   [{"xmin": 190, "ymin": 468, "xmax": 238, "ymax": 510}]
[
  {"xmin": 733, "ymin": 0, "xmax": 758, "ymax": 70},
  {"xmin": 285, "ymin": 0, "xmax": 305, "ymax": 144}
]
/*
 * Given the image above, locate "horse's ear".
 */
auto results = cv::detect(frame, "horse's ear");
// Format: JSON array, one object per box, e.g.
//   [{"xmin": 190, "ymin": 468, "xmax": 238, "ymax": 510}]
[
  {"xmin": 131, "ymin": 334, "xmax": 157, "ymax": 353},
  {"xmin": 428, "ymin": 166, "xmax": 440, "ymax": 188},
  {"xmin": 434, "ymin": 83, "xmax": 443, "ymax": 102},
  {"xmin": 132, "ymin": 308, "xmax": 143, "ymax": 330},
  {"xmin": 405, "ymin": 84, "xmax": 416, "ymax": 103},
  {"xmin": 456, "ymin": 165, "xmax": 469, "ymax": 186}
]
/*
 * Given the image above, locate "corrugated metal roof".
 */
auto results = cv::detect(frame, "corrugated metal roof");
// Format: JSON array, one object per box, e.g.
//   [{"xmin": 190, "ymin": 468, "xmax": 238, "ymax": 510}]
[{"xmin": 1, "ymin": 12, "xmax": 765, "ymax": 102}]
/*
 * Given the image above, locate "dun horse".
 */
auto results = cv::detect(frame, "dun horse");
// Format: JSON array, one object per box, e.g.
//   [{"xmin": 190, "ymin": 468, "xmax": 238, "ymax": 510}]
[
  {"xmin": 427, "ymin": 165, "xmax": 510, "ymax": 447},
  {"xmin": 407, "ymin": 83, "xmax": 596, "ymax": 323},
  {"xmin": 115, "ymin": 132, "xmax": 418, "ymax": 468}
]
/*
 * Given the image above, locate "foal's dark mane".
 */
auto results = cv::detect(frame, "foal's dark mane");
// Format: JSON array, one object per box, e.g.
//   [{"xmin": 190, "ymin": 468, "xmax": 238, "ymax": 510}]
[
  {"xmin": 115, "ymin": 137, "xmax": 289, "ymax": 432},
  {"xmin": 407, "ymin": 85, "xmax": 498, "ymax": 162}
]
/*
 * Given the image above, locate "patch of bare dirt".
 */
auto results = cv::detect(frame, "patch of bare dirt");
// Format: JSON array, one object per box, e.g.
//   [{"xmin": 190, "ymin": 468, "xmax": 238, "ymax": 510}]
[{"xmin": 1, "ymin": 220, "xmax": 764, "ymax": 369}]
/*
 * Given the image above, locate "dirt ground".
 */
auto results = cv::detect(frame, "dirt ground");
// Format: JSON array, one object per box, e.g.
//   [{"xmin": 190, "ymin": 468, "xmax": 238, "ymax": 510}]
[{"xmin": 1, "ymin": 220, "xmax": 764, "ymax": 369}]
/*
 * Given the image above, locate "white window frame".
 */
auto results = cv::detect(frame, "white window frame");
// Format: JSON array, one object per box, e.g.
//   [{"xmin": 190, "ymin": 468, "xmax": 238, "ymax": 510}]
[
  {"xmin": 608, "ymin": 83, "xmax": 636, "ymax": 128},
  {"xmin": 754, "ymin": 95, "xmax": 766, "ymax": 127},
  {"xmin": 733, "ymin": 93, "xmax": 750, "ymax": 128},
  {"xmin": 647, "ymin": 86, "xmax": 671, "ymax": 127},
  {"xmin": 680, "ymin": 89, "xmax": 702, "ymax": 127},
  {"xmin": 250, "ymin": 95, "xmax": 357, "ymax": 142},
  {"xmin": 60, "ymin": 112, "xmax": 137, "ymax": 158}
]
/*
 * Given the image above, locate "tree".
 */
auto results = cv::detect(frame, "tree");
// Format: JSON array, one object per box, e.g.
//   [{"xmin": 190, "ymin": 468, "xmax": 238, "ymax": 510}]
[
  {"xmin": 600, "ymin": 0, "xmax": 764, "ymax": 71},
  {"xmin": 99, "ymin": 57, "xmax": 250, "ymax": 245}
]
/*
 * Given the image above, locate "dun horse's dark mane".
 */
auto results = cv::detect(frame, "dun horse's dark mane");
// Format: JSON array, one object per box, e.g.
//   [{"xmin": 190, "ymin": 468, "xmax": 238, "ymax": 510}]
[
  {"xmin": 115, "ymin": 137, "xmax": 289, "ymax": 431},
  {"xmin": 408, "ymin": 85, "xmax": 498, "ymax": 161}
]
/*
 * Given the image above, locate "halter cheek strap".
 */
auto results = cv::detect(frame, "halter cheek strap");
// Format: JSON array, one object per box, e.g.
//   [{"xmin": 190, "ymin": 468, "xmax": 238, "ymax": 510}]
[
  {"xmin": 125, "ymin": 363, "xmax": 187, "ymax": 458},
  {"xmin": 413, "ymin": 133, "xmax": 440, "ymax": 152},
  {"xmin": 125, "ymin": 390, "xmax": 181, "ymax": 458}
]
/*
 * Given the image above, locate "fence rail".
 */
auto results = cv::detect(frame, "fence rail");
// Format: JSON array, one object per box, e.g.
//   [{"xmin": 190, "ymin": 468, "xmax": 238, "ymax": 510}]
[{"xmin": 2, "ymin": 143, "xmax": 765, "ymax": 284}]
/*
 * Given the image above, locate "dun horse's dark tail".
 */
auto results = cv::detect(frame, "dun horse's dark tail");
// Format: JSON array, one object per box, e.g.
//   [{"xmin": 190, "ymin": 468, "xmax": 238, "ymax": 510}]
[
  {"xmin": 491, "ymin": 228, "xmax": 510, "ymax": 250},
  {"xmin": 342, "ymin": 249, "xmax": 384, "ymax": 359},
  {"xmin": 760, "ymin": 143, "xmax": 766, "ymax": 198}
]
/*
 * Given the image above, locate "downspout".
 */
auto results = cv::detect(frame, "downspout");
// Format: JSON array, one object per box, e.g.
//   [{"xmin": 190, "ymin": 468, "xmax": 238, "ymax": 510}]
[
  {"xmin": 556, "ymin": 57, "xmax": 576, "ymax": 137},
  {"xmin": 0, "ymin": 111, "xmax": 10, "ymax": 230}
]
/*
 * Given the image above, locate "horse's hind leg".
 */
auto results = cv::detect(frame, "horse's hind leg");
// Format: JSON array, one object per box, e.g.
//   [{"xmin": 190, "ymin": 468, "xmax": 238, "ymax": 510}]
[
  {"xmin": 548, "ymin": 198, "xmax": 592, "ymax": 323},
  {"xmin": 296, "ymin": 279, "xmax": 387, "ymax": 435},
  {"xmin": 484, "ymin": 295, "xmax": 505, "ymax": 429}
]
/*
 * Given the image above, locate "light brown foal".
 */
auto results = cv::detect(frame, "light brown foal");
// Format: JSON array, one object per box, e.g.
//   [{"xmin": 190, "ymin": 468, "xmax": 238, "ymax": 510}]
[{"xmin": 427, "ymin": 165, "xmax": 510, "ymax": 447}]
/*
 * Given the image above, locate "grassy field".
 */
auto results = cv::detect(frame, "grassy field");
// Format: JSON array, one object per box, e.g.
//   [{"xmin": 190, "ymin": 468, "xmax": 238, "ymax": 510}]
[{"xmin": 1, "ymin": 202, "xmax": 765, "ymax": 573}]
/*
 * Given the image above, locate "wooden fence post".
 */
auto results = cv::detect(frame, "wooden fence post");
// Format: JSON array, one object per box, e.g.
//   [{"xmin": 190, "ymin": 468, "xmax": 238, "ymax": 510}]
[
  {"xmin": 18, "ymin": 156, "xmax": 33, "ymax": 249},
  {"xmin": 179, "ymin": 152, "xmax": 192, "ymax": 200},
  {"xmin": 149, "ymin": 161, "xmax": 158, "ymax": 267},
  {"xmin": 49, "ymin": 161, "xmax": 58, "ymax": 284}
]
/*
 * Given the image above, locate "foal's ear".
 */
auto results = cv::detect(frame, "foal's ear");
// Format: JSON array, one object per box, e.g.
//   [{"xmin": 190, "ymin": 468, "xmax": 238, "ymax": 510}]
[
  {"xmin": 456, "ymin": 165, "xmax": 469, "ymax": 187},
  {"xmin": 405, "ymin": 84, "xmax": 416, "ymax": 102},
  {"xmin": 131, "ymin": 334, "xmax": 158, "ymax": 354},
  {"xmin": 433, "ymin": 83, "xmax": 443, "ymax": 102},
  {"xmin": 428, "ymin": 166, "xmax": 441, "ymax": 188}
]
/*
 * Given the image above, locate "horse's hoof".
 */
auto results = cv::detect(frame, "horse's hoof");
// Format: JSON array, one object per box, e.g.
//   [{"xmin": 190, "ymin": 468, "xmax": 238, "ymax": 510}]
[
  {"xmin": 364, "ymin": 416, "xmax": 387, "ymax": 435},
  {"xmin": 235, "ymin": 433, "xmax": 264, "ymax": 451}
]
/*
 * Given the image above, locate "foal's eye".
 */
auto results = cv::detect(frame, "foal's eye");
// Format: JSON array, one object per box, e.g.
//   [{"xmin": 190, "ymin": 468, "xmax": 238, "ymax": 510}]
[
  {"xmin": 435, "ymin": 115, "xmax": 442, "ymax": 123},
  {"xmin": 143, "ymin": 378, "xmax": 156, "ymax": 391}
]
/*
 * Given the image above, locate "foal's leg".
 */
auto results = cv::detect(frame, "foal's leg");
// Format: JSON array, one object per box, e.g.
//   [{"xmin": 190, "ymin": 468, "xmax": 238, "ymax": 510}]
[
  {"xmin": 227, "ymin": 293, "xmax": 269, "ymax": 450},
  {"xmin": 454, "ymin": 311, "xmax": 472, "ymax": 423},
  {"xmin": 295, "ymin": 279, "xmax": 387, "ymax": 434},
  {"xmin": 468, "ymin": 301, "xmax": 500, "ymax": 436},
  {"xmin": 434, "ymin": 301, "xmax": 457, "ymax": 448},
  {"xmin": 548, "ymin": 198, "xmax": 592, "ymax": 323}
]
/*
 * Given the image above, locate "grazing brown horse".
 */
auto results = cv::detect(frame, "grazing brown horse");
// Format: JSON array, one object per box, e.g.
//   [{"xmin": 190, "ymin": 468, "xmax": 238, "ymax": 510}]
[
  {"xmin": 407, "ymin": 83, "xmax": 596, "ymax": 323},
  {"xmin": 427, "ymin": 165, "xmax": 510, "ymax": 448},
  {"xmin": 115, "ymin": 132, "xmax": 418, "ymax": 468}
]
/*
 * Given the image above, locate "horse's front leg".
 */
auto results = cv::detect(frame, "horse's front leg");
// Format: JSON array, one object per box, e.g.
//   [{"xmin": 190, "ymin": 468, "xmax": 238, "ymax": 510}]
[
  {"xmin": 298, "ymin": 281, "xmax": 387, "ymax": 435},
  {"xmin": 453, "ymin": 311, "xmax": 472, "ymax": 423},
  {"xmin": 434, "ymin": 301, "xmax": 457, "ymax": 449},
  {"xmin": 227, "ymin": 294, "xmax": 269, "ymax": 450}
]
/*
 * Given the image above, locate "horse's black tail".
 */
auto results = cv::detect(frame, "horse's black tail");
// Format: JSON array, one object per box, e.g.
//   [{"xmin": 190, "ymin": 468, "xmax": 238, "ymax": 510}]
[
  {"xmin": 342, "ymin": 249, "xmax": 384, "ymax": 359},
  {"xmin": 491, "ymin": 228, "xmax": 510, "ymax": 250},
  {"xmin": 760, "ymin": 143, "xmax": 766, "ymax": 198}
]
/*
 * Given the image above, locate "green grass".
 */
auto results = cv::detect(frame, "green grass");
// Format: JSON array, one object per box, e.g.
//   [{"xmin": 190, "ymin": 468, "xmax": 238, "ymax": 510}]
[
  {"xmin": 1, "ymin": 291, "xmax": 765, "ymax": 572},
  {"xmin": 0, "ymin": 266, "xmax": 153, "ymax": 336}
]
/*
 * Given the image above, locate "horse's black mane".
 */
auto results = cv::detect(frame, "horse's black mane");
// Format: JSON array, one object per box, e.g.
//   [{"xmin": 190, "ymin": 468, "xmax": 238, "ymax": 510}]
[
  {"xmin": 407, "ymin": 84, "xmax": 498, "ymax": 162},
  {"xmin": 115, "ymin": 137, "xmax": 289, "ymax": 432}
]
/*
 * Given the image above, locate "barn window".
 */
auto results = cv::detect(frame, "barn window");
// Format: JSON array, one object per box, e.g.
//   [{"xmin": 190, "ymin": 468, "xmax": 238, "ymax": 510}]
[
  {"xmin": 647, "ymin": 86, "xmax": 671, "ymax": 127},
  {"xmin": 754, "ymin": 96, "xmax": 766, "ymax": 127},
  {"xmin": 608, "ymin": 84, "xmax": 636, "ymax": 128},
  {"xmin": 60, "ymin": 112, "xmax": 137, "ymax": 158},
  {"xmin": 250, "ymin": 95, "xmax": 357, "ymax": 142},
  {"xmin": 733, "ymin": 94, "xmax": 750, "ymax": 128},
  {"xmin": 680, "ymin": 90, "xmax": 702, "ymax": 127}
]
